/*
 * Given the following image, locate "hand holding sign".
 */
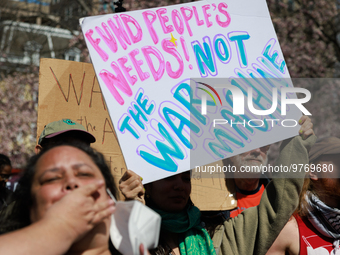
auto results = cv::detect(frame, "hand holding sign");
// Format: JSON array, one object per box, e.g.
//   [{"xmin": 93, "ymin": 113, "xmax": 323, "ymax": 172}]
[
  {"xmin": 298, "ymin": 115, "xmax": 314, "ymax": 140},
  {"xmin": 119, "ymin": 170, "xmax": 145, "ymax": 203}
]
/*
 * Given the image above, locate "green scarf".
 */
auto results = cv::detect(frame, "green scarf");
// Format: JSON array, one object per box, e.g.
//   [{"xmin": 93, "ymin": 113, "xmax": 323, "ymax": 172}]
[{"xmin": 152, "ymin": 204, "xmax": 216, "ymax": 255}]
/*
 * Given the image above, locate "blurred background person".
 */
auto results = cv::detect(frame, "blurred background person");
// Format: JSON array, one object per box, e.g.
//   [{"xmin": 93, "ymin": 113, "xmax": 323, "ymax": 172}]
[
  {"xmin": 36, "ymin": 118, "xmax": 96, "ymax": 154},
  {"xmin": 198, "ymin": 145, "xmax": 271, "ymax": 233},
  {"xmin": 221, "ymin": 145, "xmax": 271, "ymax": 218},
  {"xmin": 119, "ymin": 116, "xmax": 315, "ymax": 255},
  {"xmin": 267, "ymin": 136, "xmax": 340, "ymax": 255}
]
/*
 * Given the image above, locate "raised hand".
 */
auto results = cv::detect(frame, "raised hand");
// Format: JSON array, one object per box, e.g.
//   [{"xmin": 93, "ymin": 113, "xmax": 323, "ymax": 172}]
[
  {"xmin": 119, "ymin": 170, "xmax": 145, "ymax": 204},
  {"xmin": 298, "ymin": 115, "xmax": 314, "ymax": 140},
  {"xmin": 43, "ymin": 180, "xmax": 115, "ymax": 242}
]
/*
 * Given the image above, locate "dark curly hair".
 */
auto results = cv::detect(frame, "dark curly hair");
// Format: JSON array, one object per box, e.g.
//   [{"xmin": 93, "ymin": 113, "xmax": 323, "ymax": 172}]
[{"xmin": 0, "ymin": 141, "xmax": 117, "ymax": 233}]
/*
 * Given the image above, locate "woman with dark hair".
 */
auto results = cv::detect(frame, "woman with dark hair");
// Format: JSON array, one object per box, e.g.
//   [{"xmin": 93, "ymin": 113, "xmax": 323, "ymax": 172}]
[
  {"xmin": 119, "ymin": 116, "xmax": 316, "ymax": 255},
  {"xmin": 0, "ymin": 142, "xmax": 118, "ymax": 255}
]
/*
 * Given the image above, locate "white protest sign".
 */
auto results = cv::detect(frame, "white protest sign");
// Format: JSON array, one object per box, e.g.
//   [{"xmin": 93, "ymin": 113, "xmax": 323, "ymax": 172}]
[{"xmin": 81, "ymin": 0, "xmax": 306, "ymax": 183}]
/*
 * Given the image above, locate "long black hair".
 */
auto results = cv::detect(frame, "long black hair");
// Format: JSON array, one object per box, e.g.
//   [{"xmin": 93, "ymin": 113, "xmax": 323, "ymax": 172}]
[{"xmin": 0, "ymin": 141, "xmax": 117, "ymax": 233}]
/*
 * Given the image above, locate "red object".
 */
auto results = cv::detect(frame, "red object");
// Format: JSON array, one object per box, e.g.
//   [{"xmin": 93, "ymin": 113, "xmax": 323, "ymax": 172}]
[
  {"xmin": 11, "ymin": 168, "xmax": 22, "ymax": 174},
  {"xmin": 295, "ymin": 214, "xmax": 335, "ymax": 255},
  {"xmin": 229, "ymin": 184, "xmax": 265, "ymax": 218}
]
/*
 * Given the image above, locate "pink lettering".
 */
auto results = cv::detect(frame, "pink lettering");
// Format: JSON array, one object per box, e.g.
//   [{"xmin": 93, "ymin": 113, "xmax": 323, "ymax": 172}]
[
  {"xmin": 162, "ymin": 39, "xmax": 184, "ymax": 79},
  {"xmin": 172, "ymin": 9, "xmax": 184, "ymax": 35},
  {"xmin": 107, "ymin": 16, "xmax": 131, "ymax": 50},
  {"xmin": 120, "ymin": 14, "xmax": 143, "ymax": 44},
  {"xmin": 180, "ymin": 7, "xmax": 193, "ymax": 37},
  {"xmin": 193, "ymin": 6, "xmax": 204, "ymax": 26},
  {"xmin": 180, "ymin": 36, "xmax": 189, "ymax": 62},
  {"xmin": 142, "ymin": 11, "xmax": 159, "ymax": 44},
  {"xmin": 117, "ymin": 56, "xmax": 137, "ymax": 86},
  {"xmin": 156, "ymin": 8, "xmax": 174, "ymax": 34},
  {"xmin": 216, "ymin": 3, "xmax": 231, "ymax": 28},
  {"xmin": 141, "ymin": 46, "xmax": 165, "ymax": 82},
  {"xmin": 99, "ymin": 63, "xmax": 132, "ymax": 105},
  {"xmin": 85, "ymin": 29, "xmax": 108, "ymax": 62},
  {"xmin": 95, "ymin": 23, "xmax": 118, "ymax": 53},
  {"xmin": 202, "ymin": 5, "xmax": 213, "ymax": 28},
  {"xmin": 128, "ymin": 49, "xmax": 150, "ymax": 81}
]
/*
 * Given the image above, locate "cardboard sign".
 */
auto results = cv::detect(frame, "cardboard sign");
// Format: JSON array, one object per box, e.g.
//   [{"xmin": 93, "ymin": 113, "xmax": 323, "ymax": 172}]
[
  {"xmin": 37, "ymin": 58, "xmax": 236, "ymax": 209},
  {"xmin": 37, "ymin": 58, "xmax": 127, "ymax": 191}
]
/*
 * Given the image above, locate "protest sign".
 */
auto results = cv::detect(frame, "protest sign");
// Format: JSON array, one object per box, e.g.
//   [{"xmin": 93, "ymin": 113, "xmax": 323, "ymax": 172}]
[
  {"xmin": 81, "ymin": 0, "xmax": 305, "ymax": 184},
  {"xmin": 37, "ymin": 58, "xmax": 127, "ymax": 188},
  {"xmin": 37, "ymin": 58, "xmax": 235, "ymax": 209}
]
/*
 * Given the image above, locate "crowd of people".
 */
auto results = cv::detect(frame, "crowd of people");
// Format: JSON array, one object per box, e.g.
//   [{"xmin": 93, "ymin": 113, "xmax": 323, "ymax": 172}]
[{"xmin": 0, "ymin": 116, "xmax": 339, "ymax": 255}]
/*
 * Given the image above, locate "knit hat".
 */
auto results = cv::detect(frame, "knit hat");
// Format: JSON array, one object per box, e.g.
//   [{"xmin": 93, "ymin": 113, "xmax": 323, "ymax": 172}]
[
  {"xmin": 38, "ymin": 119, "xmax": 96, "ymax": 145},
  {"xmin": 308, "ymin": 137, "xmax": 340, "ymax": 163}
]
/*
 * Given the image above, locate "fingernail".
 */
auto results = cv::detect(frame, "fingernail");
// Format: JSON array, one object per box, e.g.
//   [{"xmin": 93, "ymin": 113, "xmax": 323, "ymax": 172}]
[
  {"xmin": 140, "ymin": 177, "xmax": 143, "ymax": 181},
  {"xmin": 299, "ymin": 120, "xmax": 302, "ymax": 124},
  {"xmin": 299, "ymin": 130, "xmax": 303, "ymax": 134},
  {"xmin": 143, "ymin": 188, "xmax": 145, "ymax": 192}
]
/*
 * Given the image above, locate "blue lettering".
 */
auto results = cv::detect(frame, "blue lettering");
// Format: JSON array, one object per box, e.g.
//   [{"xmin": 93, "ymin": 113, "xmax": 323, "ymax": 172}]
[
  {"xmin": 163, "ymin": 107, "xmax": 200, "ymax": 149},
  {"xmin": 119, "ymin": 115, "xmax": 140, "ymax": 139},
  {"xmin": 228, "ymin": 31, "xmax": 250, "ymax": 68},
  {"xmin": 262, "ymin": 40, "xmax": 286, "ymax": 73},
  {"xmin": 140, "ymin": 122, "xmax": 184, "ymax": 172},
  {"xmin": 214, "ymin": 34, "xmax": 231, "ymax": 64},
  {"xmin": 173, "ymin": 82, "xmax": 207, "ymax": 125},
  {"xmin": 136, "ymin": 91, "xmax": 155, "ymax": 115},
  {"xmin": 220, "ymin": 109, "xmax": 254, "ymax": 138},
  {"xmin": 208, "ymin": 128, "xmax": 244, "ymax": 158},
  {"xmin": 129, "ymin": 104, "xmax": 148, "ymax": 130},
  {"xmin": 192, "ymin": 36, "xmax": 217, "ymax": 77}
]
